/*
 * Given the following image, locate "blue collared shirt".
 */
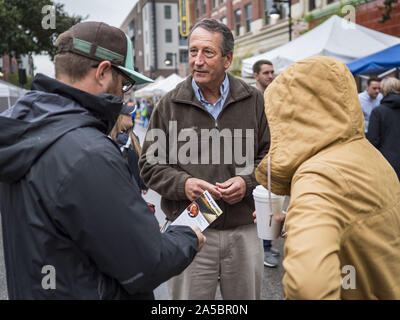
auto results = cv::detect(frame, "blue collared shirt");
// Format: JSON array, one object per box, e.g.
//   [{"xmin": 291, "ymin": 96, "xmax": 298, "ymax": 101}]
[
  {"xmin": 358, "ymin": 90, "xmax": 383, "ymax": 132},
  {"xmin": 192, "ymin": 74, "xmax": 230, "ymax": 120}
]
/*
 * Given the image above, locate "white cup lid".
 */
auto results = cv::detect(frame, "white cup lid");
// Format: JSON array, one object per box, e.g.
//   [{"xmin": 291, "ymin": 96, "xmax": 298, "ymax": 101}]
[{"xmin": 252, "ymin": 185, "xmax": 280, "ymax": 198}]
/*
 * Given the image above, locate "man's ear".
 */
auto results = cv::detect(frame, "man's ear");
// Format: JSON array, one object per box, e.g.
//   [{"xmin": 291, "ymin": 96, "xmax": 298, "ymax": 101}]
[
  {"xmin": 95, "ymin": 61, "xmax": 112, "ymax": 85},
  {"xmin": 224, "ymin": 52, "xmax": 233, "ymax": 70}
]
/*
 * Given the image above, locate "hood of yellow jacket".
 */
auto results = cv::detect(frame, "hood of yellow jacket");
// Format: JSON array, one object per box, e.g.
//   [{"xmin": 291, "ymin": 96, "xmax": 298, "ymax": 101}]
[{"xmin": 255, "ymin": 56, "xmax": 365, "ymax": 195}]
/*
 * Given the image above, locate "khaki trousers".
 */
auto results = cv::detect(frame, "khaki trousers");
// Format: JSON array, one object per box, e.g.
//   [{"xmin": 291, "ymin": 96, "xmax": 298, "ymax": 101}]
[{"xmin": 168, "ymin": 223, "xmax": 263, "ymax": 300}]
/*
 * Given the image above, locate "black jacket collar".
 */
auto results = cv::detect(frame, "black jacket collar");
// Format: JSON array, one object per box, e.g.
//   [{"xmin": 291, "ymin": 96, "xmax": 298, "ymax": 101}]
[{"xmin": 31, "ymin": 73, "xmax": 123, "ymax": 133}]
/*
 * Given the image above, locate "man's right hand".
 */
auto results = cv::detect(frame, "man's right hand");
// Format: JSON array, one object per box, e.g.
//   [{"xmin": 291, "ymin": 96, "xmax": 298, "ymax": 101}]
[
  {"xmin": 191, "ymin": 226, "xmax": 206, "ymax": 251},
  {"xmin": 185, "ymin": 178, "xmax": 222, "ymax": 201}
]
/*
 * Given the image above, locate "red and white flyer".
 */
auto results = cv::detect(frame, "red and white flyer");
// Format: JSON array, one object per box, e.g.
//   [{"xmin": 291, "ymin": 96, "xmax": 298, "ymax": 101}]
[{"xmin": 171, "ymin": 190, "xmax": 223, "ymax": 232}]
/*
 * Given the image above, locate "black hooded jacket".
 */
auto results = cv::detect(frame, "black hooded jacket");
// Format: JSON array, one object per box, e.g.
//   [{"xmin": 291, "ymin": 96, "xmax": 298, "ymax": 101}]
[
  {"xmin": 367, "ymin": 93, "xmax": 400, "ymax": 180},
  {"xmin": 0, "ymin": 74, "xmax": 198, "ymax": 299}
]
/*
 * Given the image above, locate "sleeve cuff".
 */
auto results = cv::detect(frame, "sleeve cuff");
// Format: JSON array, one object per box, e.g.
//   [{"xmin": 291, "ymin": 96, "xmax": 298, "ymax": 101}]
[
  {"xmin": 176, "ymin": 173, "xmax": 192, "ymax": 199},
  {"xmin": 239, "ymin": 174, "xmax": 257, "ymax": 197}
]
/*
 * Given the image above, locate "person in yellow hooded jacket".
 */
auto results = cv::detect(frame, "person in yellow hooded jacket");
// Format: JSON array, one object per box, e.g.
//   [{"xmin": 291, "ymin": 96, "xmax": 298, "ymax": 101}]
[{"xmin": 255, "ymin": 56, "xmax": 400, "ymax": 299}]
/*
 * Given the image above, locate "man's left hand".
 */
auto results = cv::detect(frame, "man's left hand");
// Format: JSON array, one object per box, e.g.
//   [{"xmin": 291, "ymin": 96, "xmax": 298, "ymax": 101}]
[{"xmin": 216, "ymin": 176, "xmax": 246, "ymax": 205}]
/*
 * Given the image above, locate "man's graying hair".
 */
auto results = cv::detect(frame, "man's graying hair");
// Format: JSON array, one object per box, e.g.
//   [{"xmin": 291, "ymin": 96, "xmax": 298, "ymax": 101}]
[{"xmin": 189, "ymin": 18, "xmax": 234, "ymax": 56}]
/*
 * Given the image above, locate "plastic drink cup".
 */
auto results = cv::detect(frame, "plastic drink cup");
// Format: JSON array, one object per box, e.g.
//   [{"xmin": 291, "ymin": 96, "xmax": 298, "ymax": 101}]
[{"xmin": 253, "ymin": 185, "xmax": 283, "ymax": 240}]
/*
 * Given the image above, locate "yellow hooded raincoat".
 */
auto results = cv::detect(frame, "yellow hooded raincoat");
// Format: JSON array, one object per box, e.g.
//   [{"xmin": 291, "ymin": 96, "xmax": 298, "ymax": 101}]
[{"xmin": 255, "ymin": 56, "xmax": 400, "ymax": 299}]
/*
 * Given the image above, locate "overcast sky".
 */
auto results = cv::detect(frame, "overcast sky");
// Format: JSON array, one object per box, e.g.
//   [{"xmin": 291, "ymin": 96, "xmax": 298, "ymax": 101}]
[{"xmin": 34, "ymin": 0, "xmax": 137, "ymax": 77}]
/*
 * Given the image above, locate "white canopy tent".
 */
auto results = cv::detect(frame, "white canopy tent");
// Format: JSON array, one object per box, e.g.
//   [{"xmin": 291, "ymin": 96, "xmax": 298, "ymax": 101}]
[
  {"xmin": 0, "ymin": 79, "xmax": 28, "ymax": 113},
  {"xmin": 241, "ymin": 15, "xmax": 400, "ymax": 77},
  {"xmin": 134, "ymin": 73, "xmax": 184, "ymax": 98},
  {"xmin": 134, "ymin": 75, "xmax": 165, "ymax": 98},
  {"xmin": 151, "ymin": 73, "xmax": 185, "ymax": 96}
]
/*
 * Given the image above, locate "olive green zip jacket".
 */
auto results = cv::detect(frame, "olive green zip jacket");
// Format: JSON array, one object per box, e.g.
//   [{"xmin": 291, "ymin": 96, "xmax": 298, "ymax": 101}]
[
  {"xmin": 139, "ymin": 74, "xmax": 270, "ymax": 229},
  {"xmin": 256, "ymin": 56, "xmax": 400, "ymax": 299}
]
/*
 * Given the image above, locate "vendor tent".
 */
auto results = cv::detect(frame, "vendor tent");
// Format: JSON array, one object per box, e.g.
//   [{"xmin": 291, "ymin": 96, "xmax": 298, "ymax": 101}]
[
  {"xmin": 346, "ymin": 43, "xmax": 400, "ymax": 75},
  {"xmin": 151, "ymin": 73, "xmax": 185, "ymax": 96},
  {"xmin": 241, "ymin": 15, "xmax": 400, "ymax": 77},
  {"xmin": 0, "ymin": 79, "xmax": 28, "ymax": 113},
  {"xmin": 134, "ymin": 76, "xmax": 165, "ymax": 98},
  {"xmin": 135, "ymin": 73, "xmax": 184, "ymax": 98}
]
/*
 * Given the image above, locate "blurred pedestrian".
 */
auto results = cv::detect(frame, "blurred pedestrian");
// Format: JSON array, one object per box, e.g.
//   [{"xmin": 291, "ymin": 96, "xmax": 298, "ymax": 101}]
[
  {"xmin": 110, "ymin": 104, "xmax": 149, "ymax": 194},
  {"xmin": 140, "ymin": 18, "xmax": 269, "ymax": 300},
  {"xmin": 252, "ymin": 59, "xmax": 280, "ymax": 268},
  {"xmin": 252, "ymin": 59, "xmax": 275, "ymax": 92},
  {"xmin": 358, "ymin": 77, "xmax": 382, "ymax": 132},
  {"xmin": 0, "ymin": 21, "xmax": 205, "ymax": 300},
  {"xmin": 255, "ymin": 56, "xmax": 400, "ymax": 299},
  {"xmin": 147, "ymin": 99, "xmax": 154, "ymax": 119},
  {"xmin": 139, "ymin": 99, "xmax": 148, "ymax": 127},
  {"xmin": 367, "ymin": 77, "xmax": 400, "ymax": 180}
]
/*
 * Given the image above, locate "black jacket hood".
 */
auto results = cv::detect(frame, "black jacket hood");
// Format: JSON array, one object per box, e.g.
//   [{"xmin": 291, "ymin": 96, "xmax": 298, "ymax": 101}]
[
  {"xmin": 0, "ymin": 73, "xmax": 123, "ymax": 183},
  {"xmin": 381, "ymin": 93, "xmax": 400, "ymax": 109}
]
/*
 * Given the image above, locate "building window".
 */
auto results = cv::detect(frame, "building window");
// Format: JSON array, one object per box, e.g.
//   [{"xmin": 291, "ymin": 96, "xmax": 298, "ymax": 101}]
[
  {"xmin": 202, "ymin": 0, "xmax": 206, "ymax": 16},
  {"xmin": 309, "ymin": 0, "xmax": 316, "ymax": 11},
  {"xmin": 245, "ymin": 4, "xmax": 252, "ymax": 32},
  {"xmin": 165, "ymin": 29, "xmax": 173, "ymax": 43},
  {"xmin": 180, "ymin": 50, "xmax": 188, "ymax": 63},
  {"xmin": 166, "ymin": 52, "xmax": 173, "ymax": 66},
  {"xmin": 234, "ymin": 9, "xmax": 241, "ymax": 36},
  {"xmin": 129, "ymin": 21, "xmax": 135, "ymax": 33},
  {"xmin": 128, "ymin": 20, "xmax": 135, "ymax": 39},
  {"xmin": 164, "ymin": 5, "xmax": 171, "ymax": 19},
  {"xmin": 264, "ymin": 0, "xmax": 273, "ymax": 25},
  {"xmin": 327, "ymin": 0, "xmax": 336, "ymax": 3},
  {"xmin": 221, "ymin": 16, "xmax": 227, "ymax": 25},
  {"xmin": 281, "ymin": 2, "xmax": 289, "ymax": 19},
  {"xmin": 213, "ymin": 0, "xmax": 217, "ymax": 8},
  {"xmin": 195, "ymin": 0, "xmax": 200, "ymax": 18},
  {"xmin": 221, "ymin": 0, "xmax": 225, "ymax": 4}
]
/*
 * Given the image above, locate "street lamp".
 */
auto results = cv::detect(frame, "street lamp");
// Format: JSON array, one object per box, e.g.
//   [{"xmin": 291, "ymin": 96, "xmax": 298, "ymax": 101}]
[
  {"xmin": 164, "ymin": 52, "xmax": 178, "ymax": 74},
  {"xmin": 268, "ymin": 0, "xmax": 292, "ymax": 41}
]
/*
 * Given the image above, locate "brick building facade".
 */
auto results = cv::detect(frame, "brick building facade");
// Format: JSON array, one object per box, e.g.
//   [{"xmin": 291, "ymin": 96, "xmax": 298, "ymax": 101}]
[
  {"xmin": 356, "ymin": 0, "xmax": 400, "ymax": 37},
  {"xmin": 308, "ymin": 0, "xmax": 399, "ymax": 38}
]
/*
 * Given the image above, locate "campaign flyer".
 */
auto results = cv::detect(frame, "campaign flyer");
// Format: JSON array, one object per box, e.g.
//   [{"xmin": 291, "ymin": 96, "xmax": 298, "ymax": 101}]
[{"xmin": 171, "ymin": 190, "xmax": 223, "ymax": 232}]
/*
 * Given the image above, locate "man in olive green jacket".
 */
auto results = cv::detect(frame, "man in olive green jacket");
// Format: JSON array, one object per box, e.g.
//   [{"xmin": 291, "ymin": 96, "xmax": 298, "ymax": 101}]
[
  {"xmin": 256, "ymin": 56, "xmax": 400, "ymax": 299},
  {"xmin": 139, "ymin": 19, "xmax": 269, "ymax": 299}
]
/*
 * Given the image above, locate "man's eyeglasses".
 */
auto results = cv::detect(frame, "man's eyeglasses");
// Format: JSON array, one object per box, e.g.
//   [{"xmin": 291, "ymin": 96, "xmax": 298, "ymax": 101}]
[
  {"xmin": 112, "ymin": 66, "xmax": 135, "ymax": 93},
  {"xmin": 91, "ymin": 63, "xmax": 135, "ymax": 93}
]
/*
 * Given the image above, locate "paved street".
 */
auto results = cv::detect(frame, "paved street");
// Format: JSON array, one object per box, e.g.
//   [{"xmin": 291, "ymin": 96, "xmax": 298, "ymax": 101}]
[{"xmin": 0, "ymin": 123, "xmax": 284, "ymax": 300}]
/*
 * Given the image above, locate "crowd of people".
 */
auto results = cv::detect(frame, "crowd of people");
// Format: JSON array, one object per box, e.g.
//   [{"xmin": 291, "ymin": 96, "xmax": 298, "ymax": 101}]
[
  {"xmin": 0, "ymin": 18, "xmax": 399, "ymax": 300},
  {"xmin": 125, "ymin": 98, "xmax": 154, "ymax": 129}
]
